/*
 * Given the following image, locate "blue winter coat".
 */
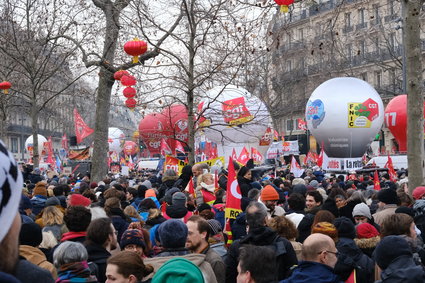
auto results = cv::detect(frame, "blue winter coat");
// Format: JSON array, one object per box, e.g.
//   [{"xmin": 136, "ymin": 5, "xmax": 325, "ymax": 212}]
[
  {"xmin": 30, "ymin": 195, "xmax": 47, "ymax": 216},
  {"xmin": 280, "ymin": 261, "xmax": 343, "ymax": 283}
]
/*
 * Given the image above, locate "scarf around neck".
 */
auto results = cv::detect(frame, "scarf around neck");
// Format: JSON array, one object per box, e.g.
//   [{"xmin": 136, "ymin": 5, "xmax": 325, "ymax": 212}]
[
  {"xmin": 56, "ymin": 261, "xmax": 97, "ymax": 282},
  {"xmin": 201, "ymin": 182, "xmax": 215, "ymax": 193}
]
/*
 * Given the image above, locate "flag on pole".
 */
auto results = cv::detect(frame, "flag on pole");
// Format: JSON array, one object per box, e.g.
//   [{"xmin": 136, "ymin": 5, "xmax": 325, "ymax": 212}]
[
  {"xmin": 251, "ymin": 147, "xmax": 264, "ymax": 164},
  {"xmin": 231, "ymin": 148, "xmax": 237, "ymax": 160},
  {"xmin": 290, "ymin": 156, "xmax": 304, "ymax": 177},
  {"xmin": 373, "ymin": 170, "xmax": 381, "ymax": 191},
  {"xmin": 297, "ymin": 118, "xmax": 307, "ymax": 131},
  {"xmin": 55, "ymin": 155, "xmax": 62, "ymax": 172},
  {"xmin": 317, "ymin": 144, "xmax": 329, "ymax": 169},
  {"xmin": 214, "ymin": 171, "xmax": 219, "ymax": 191},
  {"xmin": 225, "ymin": 157, "xmax": 242, "ymax": 219},
  {"xmin": 45, "ymin": 136, "xmax": 55, "ymax": 167},
  {"xmin": 237, "ymin": 146, "xmax": 250, "ymax": 165},
  {"xmin": 185, "ymin": 176, "xmax": 195, "ymax": 196},
  {"xmin": 74, "ymin": 108, "xmax": 94, "ymax": 144},
  {"xmin": 61, "ymin": 133, "xmax": 68, "ymax": 151},
  {"xmin": 175, "ymin": 140, "xmax": 185, "ymax": 155},
  {"xmin": 384, "ymin": 154, "xmax": 397, "ymax": 182},
  {"xmin": 160, "ymin": 138, "xmax": 172, "ymax": 156}
]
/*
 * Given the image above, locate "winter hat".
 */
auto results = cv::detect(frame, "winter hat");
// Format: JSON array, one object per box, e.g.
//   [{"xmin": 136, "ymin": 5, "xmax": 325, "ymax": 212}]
[
  {"xmin": 142, "ymin": 180, "xmax": 152, "ymax": 189},
  {"xmin": 120, "ymin": 229, "xmax": 146, "ymax": 250},
  {"xmin": 395, "ymin": 206, "xmax": 415, "ymax": 218},
  {"xmin": 375, "ymin": 235, "xmax": 412, "ymax": 270},
  {"xmin": 45, "ymin": 196, "xmax": 60, "ymax": 207},
  {"xmin": 20, "ymin": 194, "xmax": 33, "ymax": 211},
  {"xmin": 412, "ymin": 186, "xmax": 425, "ymax": 200},
  {"xmin": 352, "ymin": 203, "xmax": 372, "ymax": 219},
  {"xmin": 145, "ymin": 189, "xmax": 156, "ymax": 198},
  {"xmin": 89, "ymin": 182, "xmax": 98, "ymax": 189},
  {"xmin": 251, "ymin": 181, "xmax": 262, "ymax": 191},
  {"xmin": 197, "ymin": 203, "xmax": 211, "ymax": 213},
  {"xmin": 261, "ymin": 185, "xmax": 279, "ymax": 201},
  {"xmin": 68, "ymin": 194, "xmax": 91, "ymax": 207},
  {"xmin": 33, "ymin": 182, "xmax": 47, "ymax": 196},
  {"xmin": 207, "ymin": 219, "xmax": 223, "ymax": 236},
  {"xmin": 311, "ymin": 222, "xmax": 338, "ymax": 242},
  {"xmin": 356, "ymin": 223, "xmax": 380, "ymax": 239},
  {"xmin": 334, "ymin": 217, "xmax": 356, "ymax": 239},
  {"xmin": 377, "ymin": 189, "xmax": 399, "ymax": 205},
  {"xmin": 309, "ymin": 180, "xmax": 319, "ymax": 188},
  {"xmin": 292, "ymin": 184, "xmax": 307, "ymax": 196},
  {"xmin": 164, "ymin": 187, "xmax": 180, "ymax": 205},
  {"xmin": 0, "ymin": 141, "xmax": 24, "ymax": 243},
  {"xmin": 158, "ymin": 219, "xmax": 188, "ymax": 249},
  {"xmin": 152, "ymin": 257, "xmax": 204, "ymax": 283},
  {"xmin": 172, "ymin": 192, "xmax": 187, "ymax": 207},
  {"xmin": 19, "ymin": 222, "xmax": 43, "ymax": 247}
]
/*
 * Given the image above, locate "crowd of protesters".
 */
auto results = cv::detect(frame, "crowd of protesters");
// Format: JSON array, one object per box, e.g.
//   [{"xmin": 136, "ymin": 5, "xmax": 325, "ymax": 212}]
[{"xmin": 1, "ymin": 140, "xmax": 425, "ymax": 282}]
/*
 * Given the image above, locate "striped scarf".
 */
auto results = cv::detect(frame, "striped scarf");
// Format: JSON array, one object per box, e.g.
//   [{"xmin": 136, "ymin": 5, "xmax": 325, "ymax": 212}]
[{"xmin": 55, "ymin": 261, "xmax": 97, "ymax": 283}]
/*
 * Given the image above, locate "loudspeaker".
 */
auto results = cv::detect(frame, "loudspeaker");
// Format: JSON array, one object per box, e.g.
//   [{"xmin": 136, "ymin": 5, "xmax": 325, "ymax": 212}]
[{"xmin": 70, "ymin": 136, "xmax": 77, "ymax": 146}]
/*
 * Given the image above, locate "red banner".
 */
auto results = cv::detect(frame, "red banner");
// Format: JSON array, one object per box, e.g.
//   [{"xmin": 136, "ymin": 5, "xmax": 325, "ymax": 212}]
[
  {"xmin": 384, "ymin": 154, "xmax": 397, "ymax": 182},
  {"xmin": 231, "ymin": 148, "xmax": 237, "ymax": 160},
  {"xmin": 373, "ymin": 170, "xmax": 381, "ymax": 191},
  {"xmin": 160, "ymin": 138, "xmax": 172, "ymax": 156},
  {"xmin": 251, "ymin": 147, "xmax": 263, "ymax": 164},
  {"xmin": 74, "ymin": 108, "xmax": 94, "ymax": 143},
  {"xmin": 225, "ymin": 157, "xmax": 242, "ymax": 219},
  {"xmin": 237, "ymin": 146, "xmax": 250, "ymax": 165},
  {"xmin": 61, "ymin": 133, "xmax": 68, "ymax": 151},
  {"xmin": 175, "ymin": 139, "xmax": 185, "ymax": 154},
  {"xmin": 222, "ymin": 97, "xmax": 253, "ymax": 126},
  {"xmin": 259, "ymin": 127, "xmax": 273, "ymax": 146}
]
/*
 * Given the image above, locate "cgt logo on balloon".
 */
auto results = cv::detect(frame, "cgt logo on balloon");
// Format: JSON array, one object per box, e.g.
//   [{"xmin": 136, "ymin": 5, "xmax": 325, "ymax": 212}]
[{"xmin": 348, "ymin": 98, "xmax": 379, "ymax": 128}]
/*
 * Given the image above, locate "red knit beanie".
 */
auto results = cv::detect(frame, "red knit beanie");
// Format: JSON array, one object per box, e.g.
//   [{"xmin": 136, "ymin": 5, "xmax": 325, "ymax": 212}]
[
  {"xmin": 413, "ymin": 186, "xmax": 425, "ymax": 200},
  {"xmin": 261, "ymin": 185, "xmax": 279, "ymax": 201},
  {"xmin": 69, "ymin": 194, "xmax": 91, "ymax": 207},
  {"xmin": 356, "ymin": 223, "xmax": 380, "ymax": 239}
]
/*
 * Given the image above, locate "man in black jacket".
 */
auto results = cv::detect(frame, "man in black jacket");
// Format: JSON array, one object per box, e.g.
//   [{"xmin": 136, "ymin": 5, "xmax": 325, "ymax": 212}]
[{"xmin": 225, "ymin": 202, "xmax": 298, "ymax": 283}]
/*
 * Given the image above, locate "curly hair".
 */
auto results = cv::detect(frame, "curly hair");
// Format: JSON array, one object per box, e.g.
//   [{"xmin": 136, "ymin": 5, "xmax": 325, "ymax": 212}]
[{"xmin": 267, "ymin": 216, "xmax": 298, "ymax": 240}]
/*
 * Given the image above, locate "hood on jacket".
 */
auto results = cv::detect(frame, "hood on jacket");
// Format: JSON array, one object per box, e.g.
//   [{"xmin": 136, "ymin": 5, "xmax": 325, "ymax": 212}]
[
  {"xmin": 379, "ymin": 256, "xmax": 425, "ymax": 283},
  {"xmin": 286, "ymin": 261, "xmax": 342, "ymax": 283},
  {"xmin": 241, "ymin": 226, "xmax": 278, "ymax": 246},
  {"xmin": 354, "ymin": 236, "xmax": 380, "ymax": 249},
  {"xmin": 165, "ymin": 205, "xmax": 188, "ymax": 219},
  {"xmin": 162, "ymin": 175, "xmax": 179, "ymax": 184},
  {"xmin": 19, "ymin": 245, "xmax": 48, "ymax": 266}
]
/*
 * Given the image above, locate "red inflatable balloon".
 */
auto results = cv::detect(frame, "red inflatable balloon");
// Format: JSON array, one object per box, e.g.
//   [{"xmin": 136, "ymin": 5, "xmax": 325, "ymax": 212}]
[
  {"xmin": 138, "ymin": 113, "xmax": 167, "ymax": 155},
  {"xmin": 123, "ymin": 141, "xmax": 139, "ymax": 156},
  {"xmin": 384, "ymin": 94, "xmax": 425, "ymax": 152},
  {"xmin": 160, "ymin": 104, "xmax": 189, "ymax": 149}
]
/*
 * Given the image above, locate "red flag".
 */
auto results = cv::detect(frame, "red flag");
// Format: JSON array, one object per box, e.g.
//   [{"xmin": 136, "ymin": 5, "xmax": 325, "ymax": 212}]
[
  {"xmin": 214, "ymin": 171, "xmax": 219, "ymax": 190},
  {"xmin": 186, "ymin": 176, "xmax": 195, "ymax": 195},
  {"xmin": 297, "ymin": 118, "xmax": 307, "ymax": 131},
  {"xmin": 384, "ymin": 154, "xmax": 397, "ymax": 182},
  {"xmin": 237, "ymin": 146, "xmax": 250, "ymax": 165},
  {"xmin": 345, "ymin": 269, "xmax": 356, "ymax": 283},
  {"xmin": 61, "ymin": 133, "xmax": 68, "ymax": 151},
  {"xmin": 251, "ymin": 147, "xmax": 263, "ymax": 164},
  {"xmin": 259, "ymin": 127, "xmax": 273, "ymax": 146},
  {"xmin": 231, "ymin": 148, "xmax": 237, "ymax": 160},
  {"xmin": 304, "ymin": 152, "xmax": 312, "ymax": 165},
  {"xmin": 205, "ymin": 142, "xmax": 212, "ymax": 159},
  {"xmin": 225, "ymin": 157, "xmax": 242, "ymax": 219},
  {"xmin": 290, "ymin": 156, "xmax": 304, "ymax": 177},
  {"xmin": 318, "ymin": 146, "xmax": 324, "ymax": 167},
  {"xmin": 74, "ymin": 108, "xmax": 94, "ymax": 144},
  {"xmin": 175, "ymin": 140, "xmax": 185, "ymax": 155},
  {"xmin": 160, "ymin": 138, "xmax": 172, "ymax": 156},
  {"xmin": 373, "ymin": 170, "xmax": 381, "ymax": 191},
  {"xmin": 45, "ymin": 137, "xmax": 55, "ymax": 167}
]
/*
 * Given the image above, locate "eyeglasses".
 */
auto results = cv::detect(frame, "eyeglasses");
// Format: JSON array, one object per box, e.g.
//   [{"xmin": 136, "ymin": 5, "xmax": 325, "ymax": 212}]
[{"xmin": 318, "ymin": 250, "xmax": 339, "ymax": 257}]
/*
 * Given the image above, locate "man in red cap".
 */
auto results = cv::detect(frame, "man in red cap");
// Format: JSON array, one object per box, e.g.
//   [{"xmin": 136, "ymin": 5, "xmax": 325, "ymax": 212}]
[{"xmin": 260, "ymin": 185, "xmax": 285, "ymax": 218}]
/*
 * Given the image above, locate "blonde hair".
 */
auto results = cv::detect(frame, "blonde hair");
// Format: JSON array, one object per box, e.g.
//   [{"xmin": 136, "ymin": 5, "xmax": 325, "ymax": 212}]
[
  {"xmin": 42, "ymin": 206, "xmax": 64, "ymax": 226},
  {"xmin": 124, "ymin": 205, "xmax": 141, "ymax": 220}
]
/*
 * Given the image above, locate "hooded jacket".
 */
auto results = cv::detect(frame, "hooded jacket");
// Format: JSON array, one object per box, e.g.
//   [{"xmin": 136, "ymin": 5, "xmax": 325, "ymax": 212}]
[
  {"xmin": 144, "ymin": 253, "xmax": 217, "ymax": 283},
  {"xmin": 280, "ymin": 261, "xmax": 343, "ymax": 283},
  {"xmin": 376, "ymin": 255, "xmax": 425, "ymax": 283},
  {"xmin": 19, "ymin": 245, "xmax": 57, "ymax": 279},
  {"xmin": 163, "ymin": 205, "xmax": 193, "ymax": 223},
  {"xmin": 225, "ymin": 226, "xmax": 297, "ymax": 282},
  {"xmin": 237, "ymin": 176, "xmax": 253, "ymax": 198},
  {"xmin": 354, "ymin": 235, "xmax": 380, "ymax": 258}
]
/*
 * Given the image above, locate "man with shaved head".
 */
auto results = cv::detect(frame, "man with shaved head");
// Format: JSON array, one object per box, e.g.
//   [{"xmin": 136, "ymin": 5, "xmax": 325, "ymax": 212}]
[{"xmin": 280, "ymin": 233, "xmax": 343, "ymax": 283}]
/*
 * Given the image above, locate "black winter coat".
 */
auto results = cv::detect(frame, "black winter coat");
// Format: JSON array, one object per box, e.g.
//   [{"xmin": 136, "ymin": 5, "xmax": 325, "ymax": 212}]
[
  {"xmin": 237, "ymin": 177, "xmax": 253, "ymax": 198},
  {"xmin": 85, "ymin": 243, "xmax": 111, "ymax": 283},
  {"xmin": 225, "ymin": 226, "xmax": 298, "ymax": 283},
  {"xmin": 376, "ymin": 255, "xmax": 425, "ymax": 283}
]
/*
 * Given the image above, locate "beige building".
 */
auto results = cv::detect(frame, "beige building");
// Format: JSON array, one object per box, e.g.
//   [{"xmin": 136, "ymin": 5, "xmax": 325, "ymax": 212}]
[{"xmin": 264, "ymin": 0, "xmax": 424, "ymax": 154}]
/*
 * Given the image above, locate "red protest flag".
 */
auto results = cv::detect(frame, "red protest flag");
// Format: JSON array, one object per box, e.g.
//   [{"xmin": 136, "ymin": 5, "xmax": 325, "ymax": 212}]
[
  {"xmin": 251, "ymin": 147, "xmax": 264, "ymax": 164},
  {"xmin": 231, "ymin": 148, "xmax": 237, "ymax": 160},
  {"xmin": 297, "ymin": 118, "xmax": 307, "ymax": 131},
  {"xmin": 160, "ymin": 138, "xmax": 172, "ymax": 156},
  {"xmin": 45, "ymin": 136, "xmax": 55, "ymax": 167},
  {"xmin": 384, "ymin": 154, "xmax": 397, "ymax": 182},
  {"xmin": 373, "ymin": 170, "xmax": 381, "ymax": 191},
  {"xmin": 186, "ymin": 176, "xmax": 195, "ymax": 195},
  {"xmin": 225, "ymin": 157, "xmax": 242, "ymax": 219},
  {"xmin": 74, "ymin": 108, "xmax": 94, "ymax": 144},
  {"xmin": 237, "ymin": 146, "xmax": 250, "ymax": 165},
  {"xmin": 61, "ymin": 133, "xmax": 68, "ymax": 151},
  {"xmin": 175, "ymin": 139, "xmax": 185, "ymax": 155}
]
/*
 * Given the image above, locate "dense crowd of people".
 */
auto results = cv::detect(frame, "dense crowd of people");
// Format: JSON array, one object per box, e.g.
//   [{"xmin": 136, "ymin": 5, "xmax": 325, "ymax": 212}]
[{"xmin": 1, "ymin": 140, "xmax": 425, "ymax": 282}]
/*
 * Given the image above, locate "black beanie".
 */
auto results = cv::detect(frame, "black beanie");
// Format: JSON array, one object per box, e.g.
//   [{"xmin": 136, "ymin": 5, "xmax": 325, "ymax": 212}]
[
  {"xmin": 377, "ymin": 189, "xmax": 399, "ymax": 205},
  {"xmin": 334, "ymin": 216, "xmax": 356, "ymax": 239},
  {"xmin": 19, "ymin": 222, "xmax": 42, "ymax": 247},
  {"xmin": 375, "ymin": 235, "xmax": 412, "ymax": 269}
]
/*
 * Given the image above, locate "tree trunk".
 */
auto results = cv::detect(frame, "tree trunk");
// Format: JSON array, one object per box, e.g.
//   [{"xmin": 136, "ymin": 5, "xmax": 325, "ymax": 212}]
[
  {"xmin": 90, "ymin": 1, "xmax": 123, "ymax": 182},
  {"xmin": 31, "ymin": 104, "xmax": 39, "ymax": 168},
  {"xmin": 186, "ymin": 0, "xmax": 196, "ymax": 165},
  {"xmin": 403, "ymin": 0, "xmax": 424, "ymax": 194}
]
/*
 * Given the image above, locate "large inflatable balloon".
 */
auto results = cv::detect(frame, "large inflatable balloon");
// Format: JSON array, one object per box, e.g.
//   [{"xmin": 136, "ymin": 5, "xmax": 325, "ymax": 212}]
[
  {"xmin": 25, "ymin": 134, "xmax": 47, "ymax": 156},
  {"xmin": 160, "ymin": 104, "xmax": 189, "ymax": 148},
  {"xmin": 108, "ymin": 127, "xmax": 125, "ymax": 153},
  {"xmin": 138, "ymin": 113, "xmax": 167, "ymax": 155},
  {"xmin": 198, "ymin": 85, "xmax": 270, "ymax": 145},
  {"xmin": 123, "ymin": 140, "xmax": 139, "ymax": 156},
  {"xmin": 305, "ymin": 77, "xmax": 384, "ymax": 158},
  {"xmin": 384, "ymin": 94, "xmax": 425, "ymax": 152}
]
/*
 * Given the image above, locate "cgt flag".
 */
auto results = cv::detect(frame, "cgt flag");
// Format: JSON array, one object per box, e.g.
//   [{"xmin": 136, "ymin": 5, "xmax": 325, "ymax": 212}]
[
  {"xmin": 384, "ymin": 154, "xmax": 397, "ymax": 182},
  {"xmin": 290, "ymin": 156, "xmax": 304, "ymax": 178},
  {"xmin": 237, "ymin": 146, "xmax": 250, "ymax": 165},
  {"xmin": 74, "ymin": 108, "xmax": 94, "ymax": 144},
  {"xmin": 160, "ymin": 138, "xmax": 172, "ymax": 156},
  {"xmin": 251, "ymin": 147, "xmax": 263, "ymax": 164},
  {"xmin": 373, "ymin": 170, "xmax": 381, "ymax": 191},
  {"xmin": 225, "ymin": 157, "xmax": 242, "ymax": 219},
  {"xmin": 175, "ymin": 139, "xmax": 185, "ymax": 155}
]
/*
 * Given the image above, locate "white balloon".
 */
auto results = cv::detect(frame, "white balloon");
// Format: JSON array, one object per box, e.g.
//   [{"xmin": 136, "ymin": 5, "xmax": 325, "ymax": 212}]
[
  {"xmin": 199, "ymin": 85, "xmax": 270, "ymax": 145},
  {"xmin": 25, "ymin": 134, "xmax": 47, "ymax": 156},
  {"xmin": 305, "ymin": 77, "xmax": 384, "ymax": 158},
  {"xmin": 108, "ymin": 127, "xmax": 125, "ymax": 153}
]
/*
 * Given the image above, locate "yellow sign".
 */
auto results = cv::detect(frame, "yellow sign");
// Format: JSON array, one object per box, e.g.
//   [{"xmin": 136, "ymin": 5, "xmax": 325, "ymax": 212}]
[
  {"xmin": 196, "ymin": 156, "xmax": 225, "ymax": 169},
  {"xmin": 348, "ymin": 103, "xmax": 372, "ymax": 128}
]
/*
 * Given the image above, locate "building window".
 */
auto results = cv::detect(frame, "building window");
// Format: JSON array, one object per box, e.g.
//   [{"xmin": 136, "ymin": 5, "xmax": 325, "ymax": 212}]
[
  {"xmin": 361, "ymin": 72, "xmax": 368, "ymax": 82},
  {"xmin": 298, "ymin": 28, "xmax": 304, "ymax": 42},
  {"xmin": 344, "ymin": 12, "xmax": 351, "ymax": 27},
  {"xmin": 375, "ymin": 71, "xmax": 382, "ymax": 88},
  {"xmin": 346, "ymin": 43, "xmax": 352, "ymax": 60},
  {"xmin": 11, "ymin": 137, "xmax": 18, "ymax": 153},
  {"xmin": 358, "ymin": 8, "xmax": 365, "ymax": 25},
  {"xmin": 286, "ymin": 60, "xmax": 292, "ymax": 72},
  {"xmin": 373, "ymin": 4, "xmax": 380, "ymax": 24},
  {"xmin": 286, "ymin": 119, "xmax": 294, "ymax": 132},
  {"xmin": 359, "ymin": 40, "xmax": 366, "ymax": 56},
  {"xmin": 388, "ymin": 0, "xmax": 395, "ymax": 15}
]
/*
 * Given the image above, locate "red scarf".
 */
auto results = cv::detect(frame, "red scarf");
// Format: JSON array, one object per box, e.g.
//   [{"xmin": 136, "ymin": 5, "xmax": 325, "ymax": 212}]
[{"xmin": 61, "ymin": 231, "xmax": 87, "ymax": 242}]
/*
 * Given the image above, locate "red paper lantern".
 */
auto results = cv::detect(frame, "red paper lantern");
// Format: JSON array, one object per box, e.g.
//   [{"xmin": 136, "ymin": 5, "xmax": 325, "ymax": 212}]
[
  {"xmin": 0, "ymin": 81, "xmax": 12, "ymax": 94},
  {"xmin": 114, "ymin": 70, "xmax": 129, "ymax": 80},
  {"xmin": 274, "ymin": 0, "xmax": 294, "ymax": 13},
  {"xmin": 125, "ymin": 98, "xmax": 137, "ymax": 109},
  {"xmin": 123, "ymin": 87, "xmax": 136, "ymax": 98},
  {"xmin": 121, "ymin": 75, "xmax": 136, "ymax": 87},
  {"xmin": 124, "ymin": 38, "xmax": 148, "ymax": 64}
]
